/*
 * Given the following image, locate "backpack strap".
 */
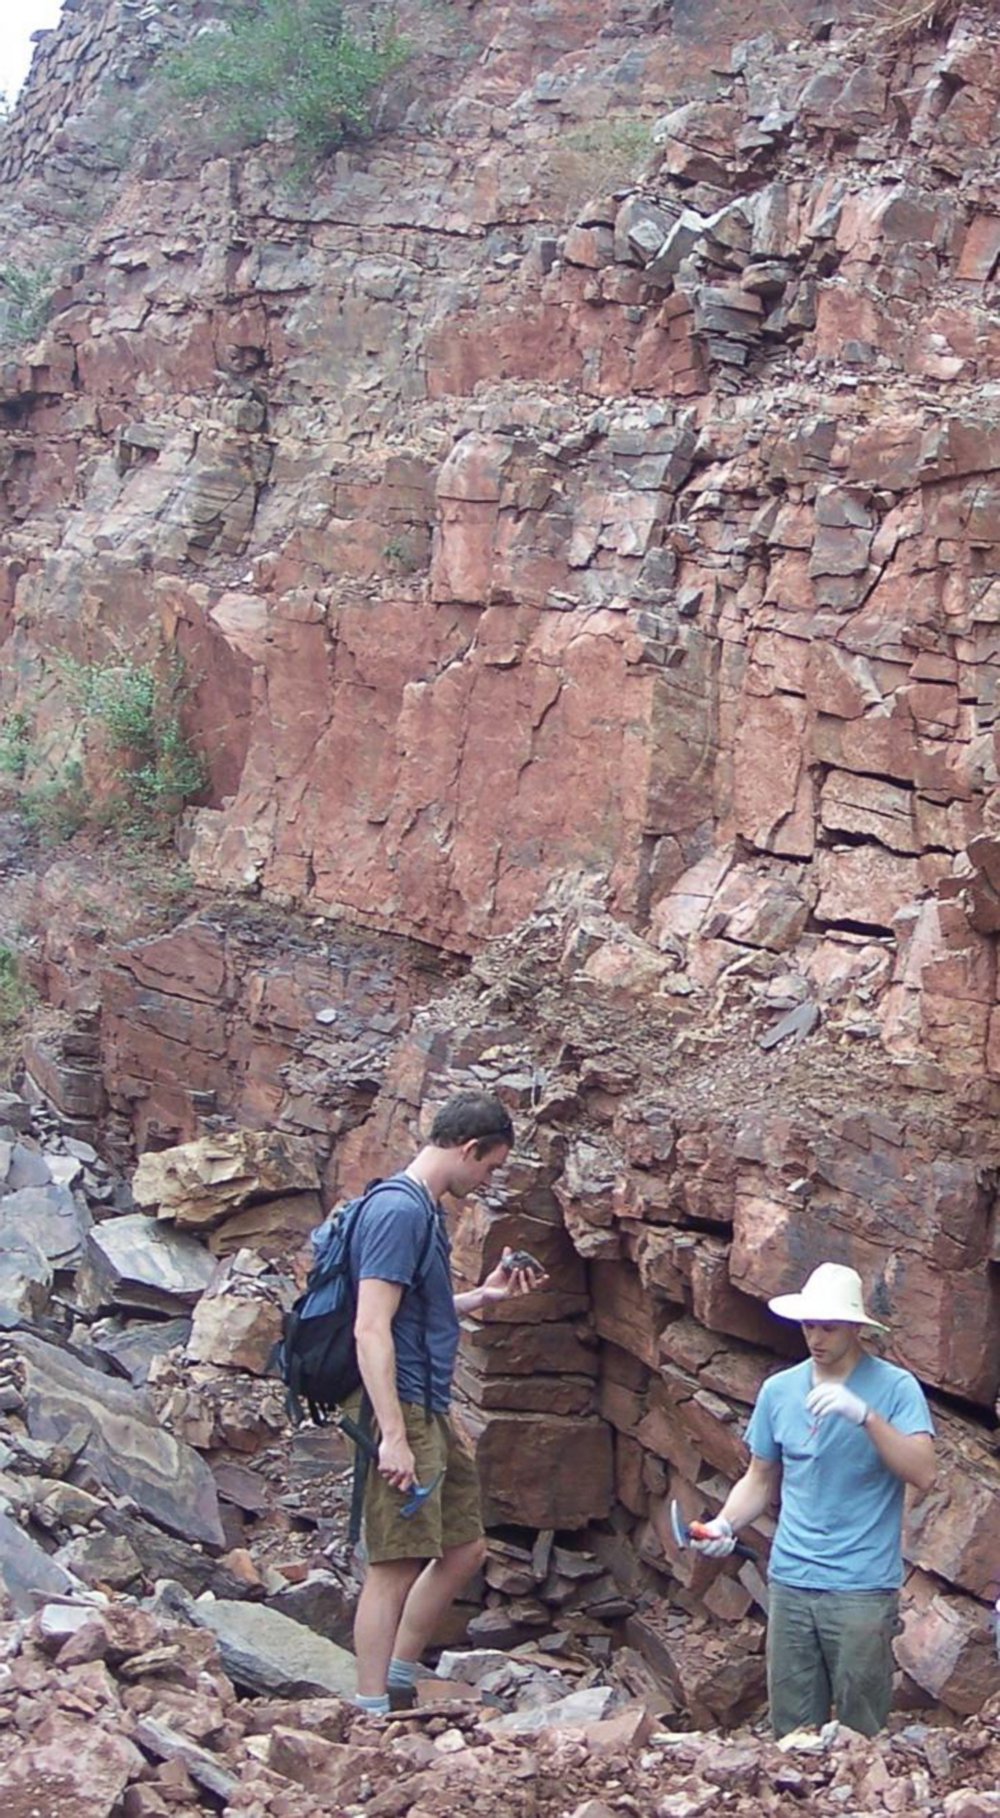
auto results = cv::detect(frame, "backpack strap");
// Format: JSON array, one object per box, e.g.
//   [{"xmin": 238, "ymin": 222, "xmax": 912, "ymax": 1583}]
[
  {"xmin": 347, "ymin": 1393, "xmax": 374, "ymax": 1547},
  {"xmin": 401, "ymin": 1176, "xmax": 439, "ymax": 1415},
  {"xmin": 356, "ymin": 1173, "xmax": 438, "ymax": 1285}
]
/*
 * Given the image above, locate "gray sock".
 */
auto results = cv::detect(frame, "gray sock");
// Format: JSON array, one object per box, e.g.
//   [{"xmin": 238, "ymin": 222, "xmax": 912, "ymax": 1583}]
[{"xmin": 387, "ymin": 1657, "xmax": 418, "ymax": 1689}]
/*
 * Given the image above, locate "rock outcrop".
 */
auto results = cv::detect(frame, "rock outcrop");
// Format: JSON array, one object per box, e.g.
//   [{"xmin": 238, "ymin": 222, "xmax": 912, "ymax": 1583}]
[{"xmin": 2, "ymin": 0, "xmax": 1000, "ymax": 1744}]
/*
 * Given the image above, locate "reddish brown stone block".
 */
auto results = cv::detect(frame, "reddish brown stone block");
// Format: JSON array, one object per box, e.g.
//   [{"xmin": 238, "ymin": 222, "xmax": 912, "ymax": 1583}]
[
  {"xmin": 477, "ymin": 1413, "xmax": 613, "ymax": 1529},
  {"xmin": 906, "ymin": 1412, "xmax": 1000, "ymax": 1600},
  {"xmin": 639, "ymin": 1366, "xmax": 749, "ymax": 1481},
  {"xmin": 462, "ymin": 1318, "xmax": 599, "ymax": 1378},
  {"xmin": 599, "ymin": 1376, "xmax": 647, "ymax": 1436},
  {"xmin": 591, "ymin": 1259, "xmax": 675, "ymax": 1368},
  {"xmin": 732, "ymin": 691, "xmax": 814, "ymax": 857},
  {"xmin": 814, "ymin": 846, "xmax": 920, "ymax": 930},
  {"xmin": 897, "ymin": 1570, "xmax": 998, "ymax": 1715},
  {"xmin": 688, "ymin": 1244, "xmax": 793, "ymax": 1351}
]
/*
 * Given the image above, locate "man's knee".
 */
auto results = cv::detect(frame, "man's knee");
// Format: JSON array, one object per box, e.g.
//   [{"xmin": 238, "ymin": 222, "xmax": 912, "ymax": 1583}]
[
  {"xmin": 442, "ymin": 1534, "xmax": 487, "ymax": 1580},
  {"xmin": 362, "ymin": 1556, "xmax": 425, "ymax": 1596},
  {"xmin": 830, "ymin": 1597, "xmax": 898, "ymax": 1735}
]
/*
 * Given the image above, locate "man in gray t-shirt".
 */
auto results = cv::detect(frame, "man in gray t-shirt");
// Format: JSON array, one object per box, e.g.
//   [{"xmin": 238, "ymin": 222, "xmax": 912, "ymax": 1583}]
[{"xmin": 351, "ymin": 1091, "xmax": 546, "ymax": 1714}]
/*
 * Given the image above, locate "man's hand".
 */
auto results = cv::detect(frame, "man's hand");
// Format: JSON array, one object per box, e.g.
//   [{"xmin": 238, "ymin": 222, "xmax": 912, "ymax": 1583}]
[
  {"xmin": 806, "ymin": 1382, "xmax": 868, "ymax": 1426},
  {"xmin": 480, "ymin": 1247, "xmax": 549, "ymax": 1303},
  {"xmin": 377, "ymin": 1432, "xmax": 417, "ymax": 1490},
  {"xmin": 689, "ymin": 1515, "xmax": 736, "ymax": 1558}
]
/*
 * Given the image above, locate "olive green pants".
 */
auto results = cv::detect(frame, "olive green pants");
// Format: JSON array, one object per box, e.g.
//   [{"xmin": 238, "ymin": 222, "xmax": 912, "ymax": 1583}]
[{"xmin": 767, "ymin": 1583, "xmax": 901, "ymax": 1739}]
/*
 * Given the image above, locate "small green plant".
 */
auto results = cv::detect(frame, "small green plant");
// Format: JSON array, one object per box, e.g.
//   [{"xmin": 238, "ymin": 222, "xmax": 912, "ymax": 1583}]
[
  {"xmin": 0, "ymin": 261, "xmax": 56, "ymax": 348},
  {"xmin": 21, "ymin": 760, "xmax": 90, "ymax": 841},
  {"xmin": 58, "ymin": 654, "xmax": 207, "ymax": 839},
  {"xmin": 383, "ymin": 534, "xmax": 423, "ymax": 573},
  {"xmin": 537, "ymin": 117, "xmax": 653, "ymax": 217},
  {"xmin": 0, "ymin": 711, "xmax": 32, "ymax": 781},
  {"xmin": 165, "ymin": 0, "xmax": 408, "ymax": 166},
  {"xmin": 868, "ymin": 0, "xmax": 960, "ymax": 42},
  {"xmin": 0, "ymin": 945, "xmax": 34, "ymax": 1044}
]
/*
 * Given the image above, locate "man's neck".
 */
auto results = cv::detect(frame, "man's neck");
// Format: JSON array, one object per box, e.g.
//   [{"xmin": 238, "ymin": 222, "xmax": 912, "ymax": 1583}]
[{"xmin": 405, "ymin": 1146, "xmax": 445, "ymax": 1201}]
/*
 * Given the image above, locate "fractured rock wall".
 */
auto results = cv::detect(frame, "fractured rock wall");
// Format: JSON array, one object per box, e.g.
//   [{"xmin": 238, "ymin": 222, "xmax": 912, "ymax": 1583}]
[
  {"xmin": 0, "ymin": 0, "xmax": 192, "ymax": 186},
  {"xmin": 2, "ymin": 0, "xmax": 1000, "ymax": 1724}
]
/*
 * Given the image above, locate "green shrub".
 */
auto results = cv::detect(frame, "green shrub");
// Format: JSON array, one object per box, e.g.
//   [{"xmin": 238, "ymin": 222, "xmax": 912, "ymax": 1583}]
[
  {"xmin": 59, "ymin": 654, "xmax": 207, "ymax": 839},
  {"xmin": 0, "ymin": 261, "xmax": 56, "ymax": 348},
  {"xmin": 537, "ymin": 118, "xmax": 653, "ymax": 217},
  {"xmin": 0, "ymin": 712, "xmax": 33, "ymax": 781},
  {"xmin": 0, "ymin": 945, "xmax": 34, "ymax": 1042},
  {"xmin": 21, "ymin": 761, "xmax": 90, "ymax": 841},
  {"xmin": 165, "ymin": 0, "xmax": 408, "ymax": 165},
  {"xmin": 383, "ymin": 534, "xmax": 424, "ymax": 573}
]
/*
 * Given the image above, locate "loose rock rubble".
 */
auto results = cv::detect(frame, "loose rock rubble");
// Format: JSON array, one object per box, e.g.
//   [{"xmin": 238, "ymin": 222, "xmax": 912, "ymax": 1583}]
[
  {"xmin": 1, "ymin": 1582, "xmax": 999, "ymax": 1817},
  {"xmin": 2, "ymin": 0, "xmax": 1000, "ymax": 1803}
]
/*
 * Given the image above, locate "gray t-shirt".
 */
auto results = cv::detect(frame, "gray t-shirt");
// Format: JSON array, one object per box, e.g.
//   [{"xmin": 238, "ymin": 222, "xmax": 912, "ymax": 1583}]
[{"xmin": 350, "ymin": 1174, "xmax": 459, "ymax": 1413}]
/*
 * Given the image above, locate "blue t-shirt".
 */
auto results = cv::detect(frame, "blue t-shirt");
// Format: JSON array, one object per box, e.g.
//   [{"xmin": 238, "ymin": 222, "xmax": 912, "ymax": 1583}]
[
  {"xmin": 746, "ymin": 1353, "xmax": 934, "ymax": 1591},
  {"xmin": 349, "ymin": 1174, "xmax": 459, "ymax": 1414}
]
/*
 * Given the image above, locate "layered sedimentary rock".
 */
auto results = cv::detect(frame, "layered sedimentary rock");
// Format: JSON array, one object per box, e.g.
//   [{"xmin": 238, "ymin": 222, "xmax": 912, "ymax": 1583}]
[{"xmin": 3, "ymin": 0, "xmax": 1000, "ymax": 1727}]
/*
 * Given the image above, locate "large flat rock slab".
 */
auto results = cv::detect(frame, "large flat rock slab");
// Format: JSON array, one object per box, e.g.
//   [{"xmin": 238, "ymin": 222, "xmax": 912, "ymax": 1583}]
[
  {"xmin": 133, "ymin": 1131, "xmax": 320, "ymax": 1230},
  {"xmin": 0, "ymin": 1183, "xmax": 91, "ymax": 1269},
  {"xmin": 16, "ymin": 1335, "xmax": 225, "ymax": 1548},
  {"xmin": 189, "ymin": 1596, "xmax": 356, "ymax": 1698},
  {"xmin": 0, "ymin": 1509, "xmax": 77, "ymax": 1615},
  {"xmin": 76, "ymin": 1213, "xmax": 216, "ymax": 1315}
]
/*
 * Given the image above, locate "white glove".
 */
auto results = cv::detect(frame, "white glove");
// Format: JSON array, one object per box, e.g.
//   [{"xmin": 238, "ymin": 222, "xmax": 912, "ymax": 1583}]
[
  {"xmin": 689, "ymin": 1515, "xmax": 736, "ymax": 1558},
  {"xmin": 806, "ymin": 1382, "xmax": 868, "ymax": 1426}
]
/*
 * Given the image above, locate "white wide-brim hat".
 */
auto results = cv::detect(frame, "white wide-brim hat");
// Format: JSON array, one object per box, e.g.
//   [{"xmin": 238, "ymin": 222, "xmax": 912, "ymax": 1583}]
[{"xmin": 768, "ymin": 1262, "xmax": 889, "ymax": 1333}]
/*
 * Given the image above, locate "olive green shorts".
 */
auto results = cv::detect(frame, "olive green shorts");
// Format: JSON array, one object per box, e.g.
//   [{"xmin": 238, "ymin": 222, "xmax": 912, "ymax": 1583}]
[
  {"xmin": 364, "ymin": 1404, "xmax": 484, "ymax": 1564},
  {"xmin": 767, "ymin": 1582, "xmax": 902, "ymax": 1738}
]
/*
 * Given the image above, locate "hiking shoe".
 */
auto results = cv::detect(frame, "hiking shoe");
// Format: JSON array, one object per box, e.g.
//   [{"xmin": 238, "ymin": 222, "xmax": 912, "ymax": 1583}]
[{"xmin": 388, "ymin": 1685, "xmax": 417, "ymax": 1712}]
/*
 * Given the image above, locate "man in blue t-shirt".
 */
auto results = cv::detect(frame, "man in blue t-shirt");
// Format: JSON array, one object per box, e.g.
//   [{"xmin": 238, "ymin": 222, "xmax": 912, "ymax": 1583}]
[
  {"xmin": 350, "ymin": 1090, "xmax": 546, "ymax": 1715},
  {"xmin": 689, "ymin": 1261, "xmax": 936, "ymax": 1738}
]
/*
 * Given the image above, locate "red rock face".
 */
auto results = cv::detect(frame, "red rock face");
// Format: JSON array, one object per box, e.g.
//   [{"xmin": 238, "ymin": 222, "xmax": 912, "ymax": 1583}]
[{"xmin": 5, "ymin": 0, "xmax": 1000, "ymax": 1722}]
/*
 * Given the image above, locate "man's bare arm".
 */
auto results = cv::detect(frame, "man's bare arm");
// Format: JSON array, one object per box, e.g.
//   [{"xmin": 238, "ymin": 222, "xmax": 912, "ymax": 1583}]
[
  {"xmin": 864, "ymin": 1416, "xmax": 936, "ymax": 1493},
  {"xmin": 719, "ymin": 1453, "xmax": 781, "ymax": 1530},
  {"xmin": 354, "ymin": 1277, "xmax": 415, "ymax": 1490}
]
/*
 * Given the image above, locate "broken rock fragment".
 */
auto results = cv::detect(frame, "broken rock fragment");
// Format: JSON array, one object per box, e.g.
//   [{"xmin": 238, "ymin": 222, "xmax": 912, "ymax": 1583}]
[
  {"xmin": 133, "ymin": 1129, "xmax": 320, "ymax": 1231},
  {"xmin": 16, "ymin": 1334, "xmax": 225, "ymax": 1547},
  {"xmin": 186, "ymin": 1249, "xmax": 288, "ymax": 1374},
  {"xmin": 76, "ymin": 1212, "xmax": 216, "ymax": 1315}
]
